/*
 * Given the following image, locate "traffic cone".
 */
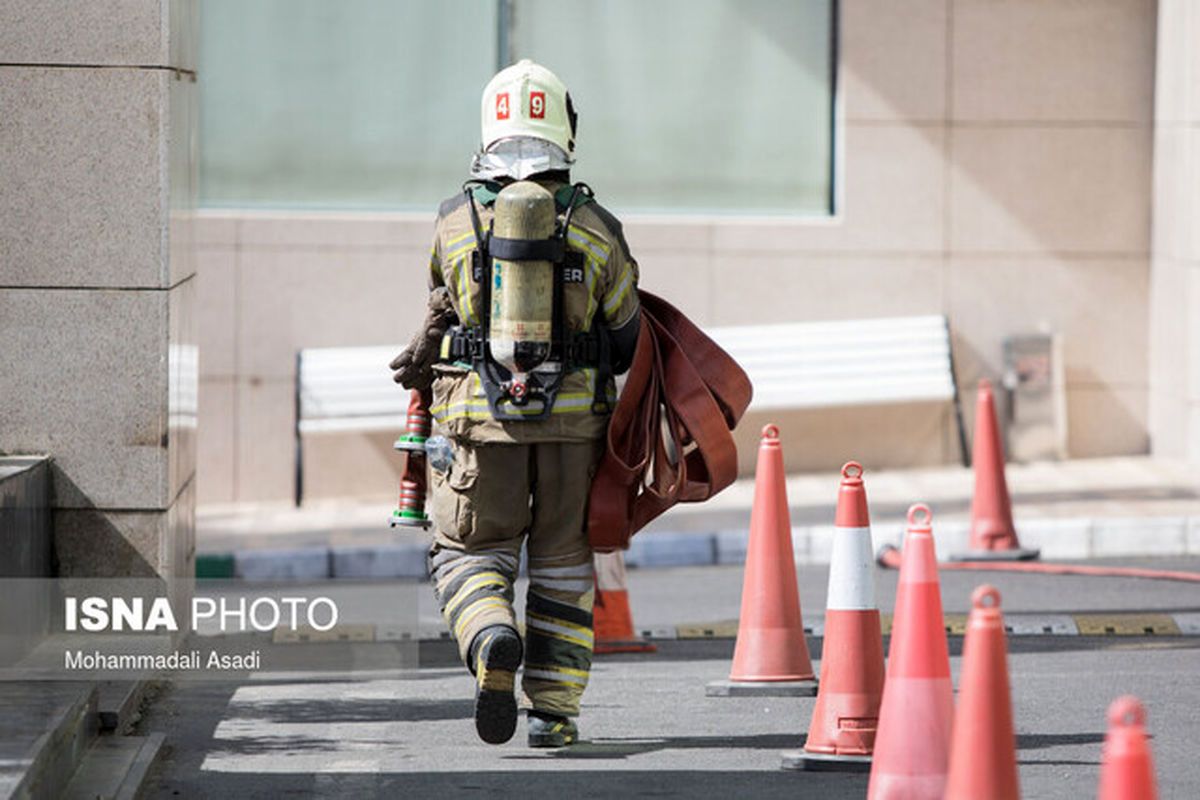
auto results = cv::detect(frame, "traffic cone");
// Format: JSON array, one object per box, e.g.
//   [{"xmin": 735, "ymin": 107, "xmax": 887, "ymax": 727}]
[
  {"xmin": 1098, "ymin": 696, "xmax": 1158, "ymax": 800},
  {"xmin": 707, "ymin": 425, "xmax": 816, "ymax": 697},
  {"xmin": 945, "ymin": 585, "xmax": 1019, "ymax": 800},
  {"xmin": 951, "ymin": 379, "xmax": 1039, "ymax": 561},
  {"xmin": 593, "ymin": 550, "xmax": 656, "ymax": 655},
  {"xmin": 782, "ymin": 461, "xmax": 884, "ymax": 772},
  {"xmin": 867, "ymin": 503, "xmax": 954, "ymax": 800}
]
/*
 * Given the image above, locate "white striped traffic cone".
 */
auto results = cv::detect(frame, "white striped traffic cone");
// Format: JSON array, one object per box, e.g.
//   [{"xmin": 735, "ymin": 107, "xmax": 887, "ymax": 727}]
[{"xmin": 783, "ymin": 461, "xmax": 885, "ymax": 771}]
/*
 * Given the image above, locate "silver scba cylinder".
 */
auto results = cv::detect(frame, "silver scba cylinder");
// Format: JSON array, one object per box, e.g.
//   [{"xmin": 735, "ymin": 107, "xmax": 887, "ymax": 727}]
[{"xmin": 489, "ymin": 181, "xmax": 556, "ymax": 376}]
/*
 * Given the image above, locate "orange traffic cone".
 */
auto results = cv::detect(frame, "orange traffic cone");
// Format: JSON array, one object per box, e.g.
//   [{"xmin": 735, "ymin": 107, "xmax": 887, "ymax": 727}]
[
  {"xmin": 945, "ymin": 585, "xmax": 1020, "ymax": 800},
  {"xmin": 782, "ymin": 461, "xmax": 884, "ymax": 772},
  {"xmin": 867, "ymin": 503, "xmax": 954, "ymax": 799},
  {"xmin": 952, "ymin": 379, "xmax": 1038, "ymax": 561},
  {"xmin": 1098, "ymin": 696, "xmax": 1158, "ymax": 800},
  {"xmin": 592, "ymin": 550, "xmax": 656, "ymax": 654},
  {"xmin": 707, "ymin": 425, "xmax": 817, "ymax": 697}
]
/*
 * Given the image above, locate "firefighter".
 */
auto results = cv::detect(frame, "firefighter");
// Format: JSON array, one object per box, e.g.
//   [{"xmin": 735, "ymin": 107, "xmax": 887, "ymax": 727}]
[{"xmin": 392, "ymin": 59, "xmax": 640, "ymax": 747}]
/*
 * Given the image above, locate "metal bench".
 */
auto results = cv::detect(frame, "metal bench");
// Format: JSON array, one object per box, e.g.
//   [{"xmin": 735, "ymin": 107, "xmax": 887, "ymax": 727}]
[
  {"xmin": 294, "ymin": 314, "xmax": 966, "ymax": 504},
  {"xmin": 704, "ymin": 314, "xmax": 967, "ymax": 464},
  {"xmin": 294, "ymin": 345, "xmax": 401, "ymax": 505}
]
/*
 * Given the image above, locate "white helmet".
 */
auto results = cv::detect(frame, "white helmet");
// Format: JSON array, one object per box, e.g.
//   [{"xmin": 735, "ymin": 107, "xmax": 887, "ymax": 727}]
[{"xmin": 479, "ymin": 59, "xmax": 576, "ymax": 156}]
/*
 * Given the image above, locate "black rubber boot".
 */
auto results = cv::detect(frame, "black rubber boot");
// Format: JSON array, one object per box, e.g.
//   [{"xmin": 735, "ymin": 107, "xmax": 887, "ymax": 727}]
[
  {"xmin": 527, "ymin": 710, "xmax": 579, "ymax": 748},
  {"xmin": 469, "ymin": 625, "xmax": 522, "ymax": 744}
]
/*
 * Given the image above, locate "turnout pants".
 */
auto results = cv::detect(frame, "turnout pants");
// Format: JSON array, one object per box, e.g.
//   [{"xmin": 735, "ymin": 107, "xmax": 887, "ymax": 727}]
[{"xmin": 429, "ymin": 438, "xmax": 603, "ymax": 717}]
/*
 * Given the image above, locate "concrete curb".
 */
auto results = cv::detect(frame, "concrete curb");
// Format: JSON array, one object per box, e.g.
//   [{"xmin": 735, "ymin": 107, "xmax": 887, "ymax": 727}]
[
  {"xmin": 262, "ymin": 611, "xmax": 1200, "ymax": 644},
  {"xmin": 2, "ymin": 684, "xmax": 98, "ymax": 800},
  {"xmin": 195, "ymin": 514, "xmax": 1200, "ymax": 581}
]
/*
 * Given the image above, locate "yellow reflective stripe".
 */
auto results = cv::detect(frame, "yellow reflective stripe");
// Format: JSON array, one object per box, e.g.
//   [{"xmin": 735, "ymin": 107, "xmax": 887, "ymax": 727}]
[
  {"xmin": 429, "ymin": 244, "xmax": 440, "ymax": 282},
  {"xmin": 582, "ymin": 256, "xmax": 602, "ymax": 328},
  {"xmin": 431, "ymin": 371, "xmax": 614, "ymax": 423},
  {"xmin": 445, "ymin": 238, "xmax": 477, "ymax": 263},
  {"xmin": 529, "ymin": 627, "xmax": 592, "ymax": 649},
  {"xmin": 453, "ymin": 598, "xmax": 510, "ymax": 639},
  {"xmin": 525, "ymin": 663, "xmax": 590, "ymax": 679},
  {"xmin": 433, "ymin": 399, "xmax": 599, "ymax": 423},
  {"xmin": 524, "ymin": 669, "xmax": 588, "ymax": 687},
  {"xmin": 452, "ymin": 255, "xmax": 476, "ymax": 324},
  {"xmin": 431, "ymin": 398, "xmax": 488, "ymax": 415},
  {"xmin": 445, "ymin": 229, "xmax": 476, "ymax": 251},
  {"xmin": 527, "ymin": 613, "xmax": 594, "ymax": 648},
  {"xmin": 603, "ymin": 264, "xmax": 634, "ymax": 316},
  {"xmin": 445, "ymin": 572, "xmax": 509, "ymax": 617},
  {"xmin": 567, "ymin": 226, "xmax": 611, "ymax": 263},
  {"xmin": 528, "ymin": 662, "xmax": 588, "ymax": 676},
  {"xmin": 528, "ymin": 611, "xmax": 593, "ymax": 638},
  {"xmin": 540, "ymin": 399, "xmax": 594, "ymax": 412}
]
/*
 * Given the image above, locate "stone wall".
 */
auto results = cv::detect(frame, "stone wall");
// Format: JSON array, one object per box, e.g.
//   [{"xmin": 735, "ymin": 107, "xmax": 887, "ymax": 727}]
[
  {"xmin": 0, "ymin": 457, "xmax": 51, "ymax": 579},
  {"xmin": 0, "ymin": 1, "xmax": 198, "ymax": 579}
]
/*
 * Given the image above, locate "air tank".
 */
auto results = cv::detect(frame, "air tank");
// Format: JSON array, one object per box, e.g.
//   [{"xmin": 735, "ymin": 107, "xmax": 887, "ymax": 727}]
[{"xmin": 489, "ymin": 181, "xmax": 556, "ymax": 376}]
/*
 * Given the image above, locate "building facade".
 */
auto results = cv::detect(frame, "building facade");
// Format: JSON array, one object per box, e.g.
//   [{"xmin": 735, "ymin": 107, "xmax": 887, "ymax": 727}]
[{"xmin": 194, "ymin": 0, "xmax": 1192, "ymax": 506}]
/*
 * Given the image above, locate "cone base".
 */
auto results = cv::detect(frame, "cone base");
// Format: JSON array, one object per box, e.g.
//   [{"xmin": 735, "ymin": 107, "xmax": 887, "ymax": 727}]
[
  {"xmin": 948, "ymin": 547, "xmax": 1039, "ymax": 562},
  {"xmin": 781, "ymin": 750, "xmax": 871, "ymax": 773},
  {"xmin": 594, "ymin": 640, "xmax": 657, "ymax": 655},
  {"xmin": 870, "ymin": 676, "xmax": 954, "ymax": 799},
  {"xmin": 869, "ymin": 772, "xmax": 949, "ymax": 799},
  {"xmin": 705, "ymin": 679, "xmax": 818, "ymax": 698}
]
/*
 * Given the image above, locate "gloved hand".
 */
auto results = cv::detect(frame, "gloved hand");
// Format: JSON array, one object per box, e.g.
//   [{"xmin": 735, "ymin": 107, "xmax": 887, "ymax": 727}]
[{"xmin": 390, "ymin": 287, "xmax": 458, "ymax": 391}]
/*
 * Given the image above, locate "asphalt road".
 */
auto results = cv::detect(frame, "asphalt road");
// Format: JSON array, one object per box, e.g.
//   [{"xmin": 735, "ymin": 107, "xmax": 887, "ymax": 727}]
[{"xmin": 139, "ymin": 559, "xmax": 1200, "ymax": 798}]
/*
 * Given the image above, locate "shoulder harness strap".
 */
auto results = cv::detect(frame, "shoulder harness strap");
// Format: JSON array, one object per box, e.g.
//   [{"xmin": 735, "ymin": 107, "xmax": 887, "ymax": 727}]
[{"xmin": 446, "ymin": 180, "xmax": 611, "ymax": 420}]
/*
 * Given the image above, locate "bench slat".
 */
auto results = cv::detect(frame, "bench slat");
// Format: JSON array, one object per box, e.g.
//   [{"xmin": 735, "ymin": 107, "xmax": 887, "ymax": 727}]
[
  {"xmin": 296, "ymin": 315, "xmax": 958, "ymax": 423},
  {"xmin": 298, "ymin": 414, "xmax": 407, "ymax": 434}
]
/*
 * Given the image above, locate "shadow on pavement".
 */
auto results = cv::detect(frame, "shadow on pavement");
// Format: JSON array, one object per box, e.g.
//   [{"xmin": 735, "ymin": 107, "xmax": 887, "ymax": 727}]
[
  {"xmin": 1015, "ymin": 732, "xmax": 1105, "ymax": 766},
  {"xmin": 1016, "ymin": 732, "xmax": 1105, "ymax": 751},
  {"xmin": 147, "ymin": 768, "xmax": 866, "ymax": 799},
  {"xmin": 221, "ymin": 697, "xmax": 473, "ymax": 725},
  {"xmin": 503, "ymin": 733, "xmax": 799, "ymax": 760},
  {"xmin": 140, "ymin": 680, "xmax": 862, "ymax": 799}
]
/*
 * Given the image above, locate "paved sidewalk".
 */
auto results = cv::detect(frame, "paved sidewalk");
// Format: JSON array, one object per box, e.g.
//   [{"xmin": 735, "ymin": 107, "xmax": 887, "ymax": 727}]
[
  {"xmin": 195, "ymin": 457, "xmax": 1200, "ymax": 580},
  {"xmin": 139, "ymin": 560, "xmax": 1200, "ymax": 799}
]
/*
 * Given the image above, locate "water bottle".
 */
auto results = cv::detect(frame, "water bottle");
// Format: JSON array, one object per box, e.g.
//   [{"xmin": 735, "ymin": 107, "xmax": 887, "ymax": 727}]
[{"xmin": 426, "ymin": 435, "xmax": 454, "ymax": 474}]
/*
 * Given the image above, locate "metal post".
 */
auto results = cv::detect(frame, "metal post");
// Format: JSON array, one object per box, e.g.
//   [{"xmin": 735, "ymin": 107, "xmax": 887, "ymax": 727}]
[
  {"xmin": 496, "ymin": 0, "xmax": 514, "ymax": 71},
  {"xmin": 945, "ymin": 324, "xmax": 971, "ymax": 468},
  {"xmin": 294, "ymin": 350, "xmax": 304, "ymax": 508}
]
